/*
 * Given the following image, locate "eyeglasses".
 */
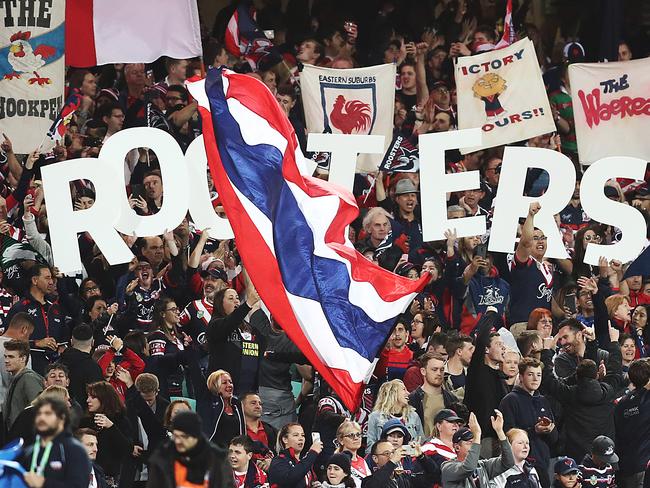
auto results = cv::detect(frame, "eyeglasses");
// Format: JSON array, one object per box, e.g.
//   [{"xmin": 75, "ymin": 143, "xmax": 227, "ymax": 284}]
[
  {"xmin": 377, "ymin": 450, "xmax": 394, "ymax": 457},
  {"xmin": 343, "ymin": 432, "xmax": 362, "ymax": 439},
  {"xmin": 165, "ymin": 307, "xmax": 179, "ymax": 313},
  {"xmin": 532, "ymin": 236, "xmax": 548, "ymax": 241}
]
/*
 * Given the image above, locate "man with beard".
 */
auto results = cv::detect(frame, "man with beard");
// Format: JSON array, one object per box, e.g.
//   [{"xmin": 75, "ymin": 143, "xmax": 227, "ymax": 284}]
[
  {"xmin": 7, "ymin": 264, "xmax": 64, "ymax": 376},
  {"xmin": 554, "ymin": 319, "xmax": 608, "ymax": 379},
  {"xmin": 179, "ymin": 268, "xmax": 228, "ymax": 349},
  {"xmin": 20, "ymin": 395, "xmax": 90, "ymax": 488},
  {"xmin": 147, "ymin": 411, "xmax": 232, "ymax": 488},
  {"xmin": 409, "ymin": 352, "xmax": 458, "ymax": 437},
  {"xmin": 377, "ymin": 179, "xmax": 423, "ymax": 263}
]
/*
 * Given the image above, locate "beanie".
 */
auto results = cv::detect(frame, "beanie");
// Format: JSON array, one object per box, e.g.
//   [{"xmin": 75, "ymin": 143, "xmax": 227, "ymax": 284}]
[
  {"xmin": 171, "ymin": 411, "xmax": 203, "ymax": 439},
  {"xmin": 327, "ymin": 453, "xmax": 351, "ymax": 475}
]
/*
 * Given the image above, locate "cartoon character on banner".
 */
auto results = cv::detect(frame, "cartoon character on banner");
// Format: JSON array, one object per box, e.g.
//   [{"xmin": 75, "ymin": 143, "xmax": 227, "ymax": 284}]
[
  {"xmin": 4, "ymin": 31, "xmax": 58, "ymax": 85},
  {"xmin": 472, "ymin": 73, "xmax": 507, "ymax": 119}
]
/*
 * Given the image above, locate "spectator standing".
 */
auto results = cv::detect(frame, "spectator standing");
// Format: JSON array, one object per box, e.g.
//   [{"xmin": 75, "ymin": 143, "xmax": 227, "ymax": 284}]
[
  {"xmin": 335, "ymin": 420, "xmax": 369, "ymax": 487},
  {"xmin": 490, "ymin": 429, "xmax": 542, "ymax": 488},
  {"xmin": 147, "ymin": 410, "xmax": 233, "ymax": 488},
  {"xmin": 0, "ymin": 313, "xmax": 34, "ymax": 422},
  {"xmin": 268, "ymin": 422, "xmax": 323, "ymax": 488},
  {"xmin": 59, "ymin": 324, "xmax": 104, "ymax": 408},
  {"xmin": 408, "ymin": 352, "xmax": 458, "ymax": 437},
  {"xmin": 20, "ymin": 395, "xmax": 91, "ymax": 488},
  {"xmin": 614, "ymin": 358, "xmax": 650, "ymax": 488},
  {"xmin": 241, "ymin": 392, "xmax": 277, "ymax": 461},
  {"xmin": 367, "ymin": 379, "xmax": 424, "ymax": 447},
  {"xmin": 228, "ymin": 435, "xmax": 268, "ymax": 488},
  {"xmin": 440, "ymin": 411, "xmax": 514, "ymax": 488},
  {"xmin": 3, "ymin": 339, "xmax": 43, "ymax": 433},
  {"xmin": 579, "ymin": 436, "xmax": 618, "ymax": 488},
  {"xmin": 75, "ymin": 428, "xmax": 108, "ymax": 488}
]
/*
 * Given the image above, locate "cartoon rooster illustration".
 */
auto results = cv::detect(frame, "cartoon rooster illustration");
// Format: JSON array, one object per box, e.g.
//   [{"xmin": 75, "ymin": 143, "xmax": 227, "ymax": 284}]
[
  {"xmin": 5, "ymin": 31, "xmax": 57, "ymax": 85},
  {"xmin": 329, "ymin": 95, "xmax": 372, "ymax": 134}
]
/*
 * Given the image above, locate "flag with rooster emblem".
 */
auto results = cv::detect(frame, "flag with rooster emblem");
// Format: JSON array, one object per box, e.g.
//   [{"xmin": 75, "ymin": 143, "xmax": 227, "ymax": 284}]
[
  {"xmin": 300, "ymin": 63, "xmax": 395, "ymax": 172},
  {"xmin": 0, "ymin": 0, "xmax": 65, "ymax": 153}
]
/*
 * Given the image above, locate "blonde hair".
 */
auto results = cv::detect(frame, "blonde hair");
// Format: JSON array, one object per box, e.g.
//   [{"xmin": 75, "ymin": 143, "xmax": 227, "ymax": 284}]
[
  {"xmin": 335, "ymin": 420, "xmax": 362, "ymax": 453},
  {"xmin": 506, "ymin": 428, "xmax": 528, "ymax": 443},
  {"xmin": 33, "ymin": 385, "xmax": 68, "ymax": 406},
  {"xmin": 605, "ymin": 294, "xmax": 628, "ymax": 319},
  {"xmin": 206, "ymin": 369, "xmax": 230, "ymax": 395},
  {"xmin": 373, "ymin": 379, "xmax": 414, "ymax": 418}
]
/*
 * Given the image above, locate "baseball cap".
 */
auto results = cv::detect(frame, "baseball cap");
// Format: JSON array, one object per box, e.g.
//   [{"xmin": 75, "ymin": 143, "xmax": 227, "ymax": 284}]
[
  {"xmin": 395, "ymin": 262, "xmax": 417, "ymax": 277},
  {"xmin": 200, "ymin": 268, "xmax": 228, "ymax": 282},
  {"xmin": 434, "ymin": 409, "xmax": 463, "ymax": 424},
  {"xmin": 381, "ymin": 418, "xmax": 411, "ymax": 443},
  {"xmin": 452, "ymin": 427, "xmax": 474, "ymax": 444},
  {"xmin": 554, "ymin": 457, "xmax": 580, "ymax": 475},
  {"xmin": 394, "ymin": 179, "xmax": 419, "ymax": 196},
  {"xmin": 604, "ymin": 186, "xmax": 619, "ymax": 199},
  {"xmin": 591, "ymin": 436, "xmax": 619, "ymax": 464}
]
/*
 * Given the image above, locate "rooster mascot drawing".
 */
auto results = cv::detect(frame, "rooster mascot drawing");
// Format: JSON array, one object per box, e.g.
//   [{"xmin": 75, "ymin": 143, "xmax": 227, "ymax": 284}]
[
  {"xmin": 328, "ymin": 95, "xmax": 372, "ymax": 134},
  {"xmin": 3, "ymin": 30, "xmax": 58, "ymax": 85}
]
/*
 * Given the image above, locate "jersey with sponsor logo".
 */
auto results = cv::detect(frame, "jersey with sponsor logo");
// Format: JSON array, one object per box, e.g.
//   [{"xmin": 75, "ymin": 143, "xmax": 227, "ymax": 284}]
[
  {"xmin": 125, "ymin": 279, "xmax": 164, "ymax": 330},
  {"xmin": 179, "ymin": 298, "xmax": 213, "ymax": 348},
  {"xmin": 508, "ymin": 255, "xmax": 554, "ymax": 325}
]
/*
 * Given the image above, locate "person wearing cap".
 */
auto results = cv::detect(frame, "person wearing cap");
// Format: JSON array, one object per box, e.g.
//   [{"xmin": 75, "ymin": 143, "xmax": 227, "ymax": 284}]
[
  {"xmin": 578, "ymin": 436, "xmax": 618, "ymax": 488},
  {"xmin": 320, "ymin": 453, "xmax": 356, "ymax": 488},
  {"xmin": 408, "ymin": 352, "xmax": 458, "ymax": 437},
  {"xmin": 148, "ymin": 410, "xmax": 232, "ymax": 488},
  {"xmin": 421, "ymin": 408, "xmax": 463, "ymax": 463},
  {"xmin": 553, "ymin": 457, "xmax": 581, "ymax": 488},
  {"xmin": 615, "ymin": 358, "xmax": 650, "ymax": 488},
  {"xmin": 441, "ymin": 410, "xmax": 513, "ymax": 488},
  {"xmin": 59, "ymin": 324, "xmax": 104, "ymax": 408},
  {"xmin": 362, "ymin": 435, "xmax": 439, "ymax": 488},
  {"xmin": 499, "ymin": 357, "xmax": 557, "ymax": 488},
  {"xmin": 375, "ymin": 178, "xmax": 423, "ymax": 262}
]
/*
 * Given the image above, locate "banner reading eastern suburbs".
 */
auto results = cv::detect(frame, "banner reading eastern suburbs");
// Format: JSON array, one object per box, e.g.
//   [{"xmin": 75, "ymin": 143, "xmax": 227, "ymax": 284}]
[
  {"xmin": 0, "ymin": 0, "xmax": 65, "ymax": 154},
  {"xmin": 301, "ymin": 63, "xmax": 395, "ymax": 173},
  {"xmin": 455, "ymin": 38, "xmax": 555, "ymax": 153},
  {"xmin": 569, "ymin": 57, "xmax": 650, "ymax": 164}
]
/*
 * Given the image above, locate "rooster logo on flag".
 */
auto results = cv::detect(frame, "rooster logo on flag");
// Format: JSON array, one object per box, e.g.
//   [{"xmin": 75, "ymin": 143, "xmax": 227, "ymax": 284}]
[
  {"xmin": 47, "ymin": 88, "xmax": 82, "ymax": 142},
  {"xmin": 329, "ymin": 95, "xmax": 372, "ymax": 134},
  {"xmin": 3, "ymin": 31, "xmax": 59, "ymax": 85}
]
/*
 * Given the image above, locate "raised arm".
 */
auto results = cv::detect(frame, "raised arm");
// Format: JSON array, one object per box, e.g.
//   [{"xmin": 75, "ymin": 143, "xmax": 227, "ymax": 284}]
[{"xmin": 515, "ymin": 202, "xmax": 540, "ymax": 263}]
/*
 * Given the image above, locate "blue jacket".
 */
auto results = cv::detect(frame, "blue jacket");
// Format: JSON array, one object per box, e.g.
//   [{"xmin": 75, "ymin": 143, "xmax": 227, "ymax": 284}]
[{"xmin": 614, "ymin": 387, "xmax": 650, "ymax": 475}]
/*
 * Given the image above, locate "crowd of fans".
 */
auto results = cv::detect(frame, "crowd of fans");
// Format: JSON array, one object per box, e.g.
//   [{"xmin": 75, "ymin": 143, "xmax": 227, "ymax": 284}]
[{"xmin": 0, "ymin": 1, "xmax": 649, "ymax": 488}]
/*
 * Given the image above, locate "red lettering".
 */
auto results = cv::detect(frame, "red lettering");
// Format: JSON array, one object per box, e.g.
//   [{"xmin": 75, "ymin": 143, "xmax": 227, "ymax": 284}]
[
  {"xmin": 578, "ymin": 88, "xmax": 650, "ymax": 128},
  {"xmin": 502, "ymin": 55, "xmax": 514, "ymax": 65},
  {"xmin": 509, "ymin": 114, "xmax": 521, "ymax": 123}
]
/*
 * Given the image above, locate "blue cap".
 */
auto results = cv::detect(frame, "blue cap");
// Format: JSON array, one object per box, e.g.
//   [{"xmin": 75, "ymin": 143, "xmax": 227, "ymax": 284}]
[
  {"xmin": 380, "ymin": 418, "xmax": 411, "ymax": 443},
  {"xmin": 554, "ymin": 457, "xmax": 580, "ymax": 475}
]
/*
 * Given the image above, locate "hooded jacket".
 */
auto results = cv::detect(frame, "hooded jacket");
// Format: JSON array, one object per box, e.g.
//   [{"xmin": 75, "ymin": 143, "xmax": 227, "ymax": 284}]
[
  {"xmin": 499, "ymin": 386, "xmax": 557, "ymax": 469},
  {"xmin": 540, "ymin": 340, "xmax": 623, "ymax": 461}
]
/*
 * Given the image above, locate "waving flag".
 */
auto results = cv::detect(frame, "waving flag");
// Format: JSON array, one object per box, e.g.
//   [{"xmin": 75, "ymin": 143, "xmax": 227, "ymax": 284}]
[
  {"xmin": 224, "ymin": 1, "xmax": 282, "ymax": 71},
  {"xmin": 495, "ymin": 0, "xmax": 515, "ymax": 49},
  {"xmin": 188, "ymin": 68, "xmax": 427, "ymax": 410},
  {"xmin": 47, "ymin": 88, "xmax": 82, "ymax": 142}
]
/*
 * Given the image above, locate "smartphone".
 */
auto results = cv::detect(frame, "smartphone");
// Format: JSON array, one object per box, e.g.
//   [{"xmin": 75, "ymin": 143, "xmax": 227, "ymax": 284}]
[
  {"xmin": 311, "ymin": 432, "xmax": 321, "ymax": 443},
  {"xmin": 565, "ymin": 293, "xmax": 577, "ymax": 314},
  {"xmin": 538, "ymin": 416, "xmax": 551, "ymax": 426},
  {"xmin": 131, "ymin": 184, "xmax": 145, "ymax": 200},
  {"xmin": 475, "ymin": 243, "xmax": 488, "ymax": 259},
  {"xmin": 403, "ymin": 444, "xmax": 416, "ymax": 456},
  {"xmin": 263, "ymin": 29, "xmax": 275, "ymax": 40}
]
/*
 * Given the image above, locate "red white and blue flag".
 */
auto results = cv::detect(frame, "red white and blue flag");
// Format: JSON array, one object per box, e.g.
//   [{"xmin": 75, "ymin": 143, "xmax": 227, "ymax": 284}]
[
  {"xmin": 47, "ymin": 88, "xmax": 82, "ymax": 142},
  {"xmin": 224, "ymin": 1, "xmax": 282, "ymax": 71},
  {"xmin": 495, "ymin": 0, "xmax": 515, "ymax": 49},
  {"xmin": 189, "ymin": 68, "xmax": 428, "ymax": 410}
]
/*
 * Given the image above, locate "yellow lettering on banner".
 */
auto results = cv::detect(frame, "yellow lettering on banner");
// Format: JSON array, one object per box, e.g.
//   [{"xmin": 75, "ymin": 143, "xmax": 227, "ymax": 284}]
[{"xmin": 242, "ymin": 342, "xmax": 259, "ymax": 357}]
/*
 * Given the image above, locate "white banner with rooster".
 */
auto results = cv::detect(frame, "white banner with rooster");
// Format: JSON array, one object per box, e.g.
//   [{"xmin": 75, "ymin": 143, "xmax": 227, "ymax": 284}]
[
  {"xmin": 0, "ymin": 0, "xmax": 65, "ymax": 154},
  {"xmin": 300, "ymin": 63, "xmax": 395, "ymax": 173}
]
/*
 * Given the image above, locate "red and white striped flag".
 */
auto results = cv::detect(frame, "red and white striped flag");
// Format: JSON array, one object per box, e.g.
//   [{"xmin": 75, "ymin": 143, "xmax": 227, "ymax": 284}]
[{"xmin": 495, "ymin": 0, "xmax": 515, "ymax": 49}]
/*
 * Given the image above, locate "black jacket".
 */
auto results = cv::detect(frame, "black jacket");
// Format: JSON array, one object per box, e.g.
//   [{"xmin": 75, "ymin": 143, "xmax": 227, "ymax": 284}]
[
  {"xmin": 20, "ymin": 431, "xmax": 91, "ymax": 488},
  {"xmin": 464, "ymin": 311, "xmax": 508, "ymax": 437},
  {"xmin": 361, "ymin": 455, "xmax": 439, "ymax": 488},
  {"xmin": 268, "ymin": 448, "xmax": 319, "ymax": 488},
  {"xmin": 79, "ymin": 412, "xmax": 133, "ymax": 476},
  {"xmin": 614, "ymin": 386, "xmax": 650, "ymax": 475},
  {"xmin": 409, "ymin": 385, "xmax": 458, "ymax": 428},
  {"xmin": 59, "ymin": 347, "xmax": 104, "ymax": 407},
  {"xmin": 499, "ymin": 386, "xmax": 558, "ymax": 469},
  {"xmin": 147, "ymin": 437, "xmax": 234, "ymax": 488},
  {"xmin": 540, "ymin": 340, "xmax": 623, "ymax": 461}
]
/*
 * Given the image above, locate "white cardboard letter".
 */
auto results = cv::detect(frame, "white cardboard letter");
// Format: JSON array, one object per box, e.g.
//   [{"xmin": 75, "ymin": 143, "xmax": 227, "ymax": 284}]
[
  {"xmin": 489, "ymin": 147, "xmax": 574, "ymax": 258},
  {"xmin": 580, "ymin": 157, "xmax": 647, "ymax": 265},
  {"xmin": 418, "ymin": 129, "xmax": 484, "ymax": 241}
]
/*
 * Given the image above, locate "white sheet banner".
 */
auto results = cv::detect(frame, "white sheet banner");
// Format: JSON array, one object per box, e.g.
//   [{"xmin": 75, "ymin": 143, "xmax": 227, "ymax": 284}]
[
  {"xmin": 454, "ymin": 38, "xmax": 555, "ymax": 153},
  {"xmin": 569, "ymin": 57, "xmax": 650, "ymax": 164},
  {"xmin": 0, "ymin": 0, "xmax": 65, "ymax": 154},
  {"xmin": 300, "ymin": 63, "xmax": 395, "ymax": 172}
]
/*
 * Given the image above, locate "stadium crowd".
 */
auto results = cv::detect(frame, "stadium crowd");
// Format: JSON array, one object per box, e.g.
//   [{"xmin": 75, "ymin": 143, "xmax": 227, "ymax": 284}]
[{"xmin": 0, "ymin": 1, "xmax": 649, "ymax": 488}]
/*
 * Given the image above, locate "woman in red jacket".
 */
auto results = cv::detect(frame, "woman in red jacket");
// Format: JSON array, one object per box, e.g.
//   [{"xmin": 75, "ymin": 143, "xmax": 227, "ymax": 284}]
[{"xmin": 97, "ymin": 335, "xmax": 145, "ymax": 401}]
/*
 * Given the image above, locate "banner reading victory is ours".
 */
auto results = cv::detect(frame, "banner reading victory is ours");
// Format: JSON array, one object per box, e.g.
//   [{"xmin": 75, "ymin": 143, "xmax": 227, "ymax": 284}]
[
  {"xmin": 569, "ymin": 57, "xmax": 650, "ymax": 164},
  {"xmin": 0, "ymin": 0, "xmax": 65, "ymax": 154},
  {"xmin": 455, "ymin": 38, "xmax": 555, "ymax": 153},
  {"xmin": 300, "ymin": 63, "xmax": 395, "ymax": 173}
]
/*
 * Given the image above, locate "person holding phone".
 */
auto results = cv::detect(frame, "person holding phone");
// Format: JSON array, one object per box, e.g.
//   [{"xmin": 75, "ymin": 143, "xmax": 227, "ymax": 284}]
[
  {"xmin": 268, "ymin": 422, "xmax": 323, "ymax": 488},
  {"xmin": 499, "ymin": 358, "xmax": 557, "ymax": 488}
]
